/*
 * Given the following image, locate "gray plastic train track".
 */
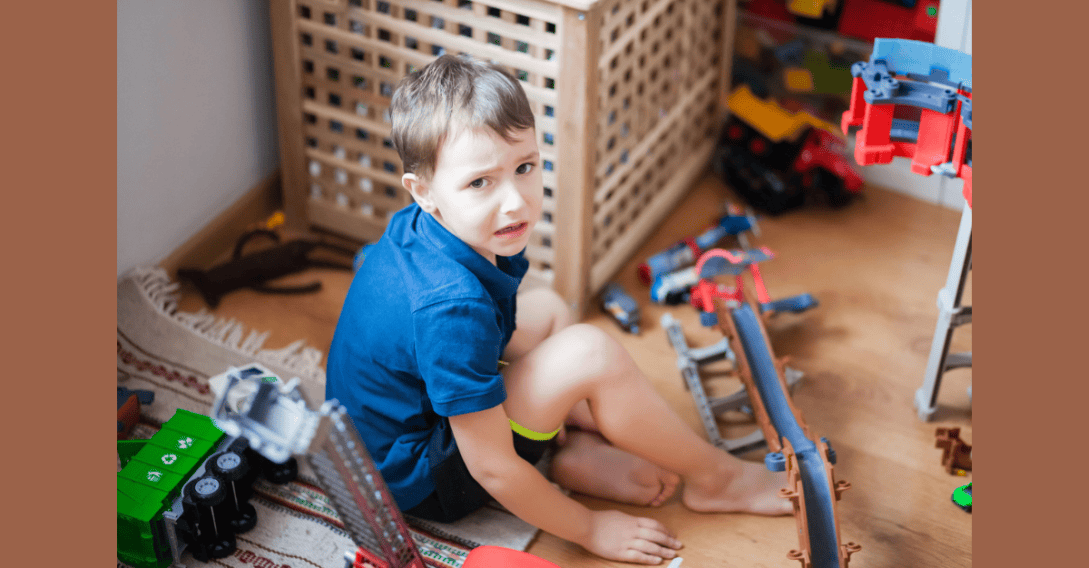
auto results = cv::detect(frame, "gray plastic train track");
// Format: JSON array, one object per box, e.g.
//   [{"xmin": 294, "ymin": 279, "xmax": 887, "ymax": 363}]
[{"xmin": 661, "ymin": 313, "xmax": 801, "ymax": 454}]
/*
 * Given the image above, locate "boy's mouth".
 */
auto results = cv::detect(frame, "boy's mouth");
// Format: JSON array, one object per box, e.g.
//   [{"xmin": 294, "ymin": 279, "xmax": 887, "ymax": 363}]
[{"xmin": 495, "ymin": 221, "xmax": 529, "ymax": 238}]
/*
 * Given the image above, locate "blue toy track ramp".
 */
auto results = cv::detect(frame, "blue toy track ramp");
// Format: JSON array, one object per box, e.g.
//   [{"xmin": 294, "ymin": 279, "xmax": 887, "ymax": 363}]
[{"xmin": 731, "ymin": 303, "xmax": 855, "ymax": 568}]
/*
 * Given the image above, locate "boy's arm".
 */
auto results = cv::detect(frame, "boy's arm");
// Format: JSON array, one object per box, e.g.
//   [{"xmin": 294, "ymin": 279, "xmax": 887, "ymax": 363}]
[{"xmin": 448, "ymin": 406, "xmax": 681, "ymax": 565}]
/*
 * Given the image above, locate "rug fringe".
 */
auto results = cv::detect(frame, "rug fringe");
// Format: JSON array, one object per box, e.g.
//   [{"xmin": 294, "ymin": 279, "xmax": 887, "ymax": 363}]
[{"xmin": 127, "ymin": 267, "xmax": 325, "ymax": 382}]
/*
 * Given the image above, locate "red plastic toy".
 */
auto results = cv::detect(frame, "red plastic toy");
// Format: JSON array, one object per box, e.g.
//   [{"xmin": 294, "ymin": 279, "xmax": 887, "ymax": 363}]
[
  {"xmin": 463, "ymin": 546, "xmax": 564, "ymax": 568},
  {"xmin": 837, "ymin": 0, "xmax": 940, "ymax": 44},
  {"xmin": 840, "ymin": 38, "xmax": 972, "ymax": 204}
]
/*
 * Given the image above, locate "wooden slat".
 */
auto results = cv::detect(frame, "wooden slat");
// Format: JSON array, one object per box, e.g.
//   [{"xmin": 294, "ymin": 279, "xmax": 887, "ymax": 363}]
[
  {"xmin": 593, "ymin": 71, "xmax": 716, "ymax": 199},
  {"xmin": 305, "ymin": 148, "xmax": 404, "ymax": 189},
  {"xmin": 590, "ymin": 137, "xmax": 716, "ymax": 291},
  {"xmin": 270, "ymin": 0, "xmax": 310, "ymax": 232},
  {"xmin": 592, "ymin": 87, "xmax": 717, "ymax": 231},
  {"xmin": 719, "ymin": 0, "xmax": 739, "ymax": 119},
  {"xmin": 523, "ymin": 243, "xmax": 556, "ymax": 265},
  {"xmin": 551, "ymin": 5, "xmax": 601, "ymax": 317},
  {"xmin": 389, "ymin": 0, "xmax": 562, "ymax": 50},
  {"xmin": 298, "ymin": 18, "xmax": 434, "ymax": 71},
  {"xmin": 302, "ymin": 99, "xmax": 394, "ymax": 137},
  {"xmin": 411, "ymin": 0, "xmax": 567, "ymax": 27},
  {"xmin": 307, "ymin": 197, "xmax": 390, "ymax": 242},
  {"xmin": 599, "ymin": 0, "xmax": 674, "ymax": 65},
  {"xmin": 361, "ymin": 11, "xmax": 561, "ymax": 79}
]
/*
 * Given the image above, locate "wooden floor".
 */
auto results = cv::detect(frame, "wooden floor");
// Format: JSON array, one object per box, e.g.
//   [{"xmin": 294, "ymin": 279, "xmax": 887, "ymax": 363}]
[{"xmin": 175, "ymin": 174, "xmax": 972, "ymax": 568}]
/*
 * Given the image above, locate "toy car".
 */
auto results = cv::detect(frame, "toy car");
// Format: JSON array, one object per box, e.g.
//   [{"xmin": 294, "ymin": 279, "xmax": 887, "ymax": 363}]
[{"xmin": 600, "ymin": 282, "xmax": 641, "ymax": 334}]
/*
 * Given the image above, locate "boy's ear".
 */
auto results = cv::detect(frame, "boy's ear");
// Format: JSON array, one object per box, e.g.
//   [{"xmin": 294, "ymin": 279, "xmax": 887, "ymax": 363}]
[{"xmin": 402, "ymin": 173, "xmax": 437, "ymax": 214}]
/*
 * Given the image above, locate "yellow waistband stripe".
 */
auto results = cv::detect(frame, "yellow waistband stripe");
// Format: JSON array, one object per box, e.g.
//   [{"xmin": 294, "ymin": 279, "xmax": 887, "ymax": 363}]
[{"xmin": 509, "ymin": 419, "xmax": 561, "ymax": 441}]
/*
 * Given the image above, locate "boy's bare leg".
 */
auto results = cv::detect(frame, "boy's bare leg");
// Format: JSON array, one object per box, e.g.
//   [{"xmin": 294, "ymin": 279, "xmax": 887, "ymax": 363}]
[
  {"xmin": 504, "ymin": 286, "xmax": 574, "ymax": 361},
  {"xmin": 501, "ymin": 323, "xmax": 792, "ymax": 516},
  {"xmin": 551, "ymin": 429, "xmax": 680, "ymax": 506},
  {"xmin": 506, "ymin": 288, "xmax": 681, "ymax": 507}
]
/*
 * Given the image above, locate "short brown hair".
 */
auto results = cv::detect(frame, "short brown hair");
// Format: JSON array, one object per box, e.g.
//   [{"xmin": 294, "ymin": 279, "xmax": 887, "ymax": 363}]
[{"xmin": 390, "ymin": 54, "xmax": 535, "ymax": 180}]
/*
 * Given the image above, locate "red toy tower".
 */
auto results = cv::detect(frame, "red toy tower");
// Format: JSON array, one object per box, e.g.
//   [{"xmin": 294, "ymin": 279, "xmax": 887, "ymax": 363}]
[{"xmin": 841, "ymin": 38, "xmax": 972, "ymax": 420}]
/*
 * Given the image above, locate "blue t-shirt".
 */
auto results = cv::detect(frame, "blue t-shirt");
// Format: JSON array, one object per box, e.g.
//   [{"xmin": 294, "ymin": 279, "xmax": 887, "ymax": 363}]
[{"xmin": 326, "ymin": 202, "xmax": 529, "ymax": 511}]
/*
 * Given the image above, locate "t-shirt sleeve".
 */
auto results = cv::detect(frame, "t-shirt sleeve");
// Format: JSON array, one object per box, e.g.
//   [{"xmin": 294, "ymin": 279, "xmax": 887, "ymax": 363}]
[{"xmin": 413, "ymin": 298, "xmax": 507, "ymax": 417}]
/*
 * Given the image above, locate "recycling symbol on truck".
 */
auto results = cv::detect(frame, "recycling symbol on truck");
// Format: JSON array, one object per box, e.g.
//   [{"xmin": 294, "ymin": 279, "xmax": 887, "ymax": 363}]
[{"xmin": 161, "ymin": 454, "xmax": 177, "ymax": 465}]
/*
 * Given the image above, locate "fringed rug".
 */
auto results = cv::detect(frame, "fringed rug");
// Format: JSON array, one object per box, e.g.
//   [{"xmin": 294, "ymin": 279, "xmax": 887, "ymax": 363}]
[{"xmin": 117, "ymin": 267, "xmax": 540, "ymax": 567}]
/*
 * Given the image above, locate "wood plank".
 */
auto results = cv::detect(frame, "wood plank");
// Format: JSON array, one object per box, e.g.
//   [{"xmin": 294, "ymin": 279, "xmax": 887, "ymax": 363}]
[
  {"xmin": 307, "ymin": 197, "xmax": 389, "ymax": 242},
  {"xmin": 270, "ymin": 0, "xmax": 311, "ymax": 233},
  {"xmin": 552, "ymin": 5, "xmax": 602, "ymax": 317}
]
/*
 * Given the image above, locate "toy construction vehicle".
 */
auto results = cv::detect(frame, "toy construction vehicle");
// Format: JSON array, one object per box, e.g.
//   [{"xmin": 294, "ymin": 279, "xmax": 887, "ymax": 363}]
[{"xmin": 714, "ymin": 85, "xmax": 863, "ymax": 215}]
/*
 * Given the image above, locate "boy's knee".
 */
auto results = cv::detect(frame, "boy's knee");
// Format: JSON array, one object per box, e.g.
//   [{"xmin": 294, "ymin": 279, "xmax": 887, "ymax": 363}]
[{"xmin": 553, "ymin": 324, "xmax": 625, "ymax": 377}]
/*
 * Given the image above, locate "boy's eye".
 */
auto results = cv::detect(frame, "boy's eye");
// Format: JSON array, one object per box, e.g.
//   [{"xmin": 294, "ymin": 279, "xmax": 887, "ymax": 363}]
[
  {"xmin": 516, "ymin": 162, "xmax": 535, "ymax": 175},
  {"xmin": 468, "ymin": 178, "xmax": 487, "ymax": 189}
]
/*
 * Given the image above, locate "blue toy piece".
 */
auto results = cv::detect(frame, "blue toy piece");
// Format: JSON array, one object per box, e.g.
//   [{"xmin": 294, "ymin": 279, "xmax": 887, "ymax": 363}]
[
  {"xmin": 868, "ymin": 38, "xmax": 972, "ymax": 93},
  {"xmin": 650, "ymin": 266, "xmax": 699, "ymax": 305},
  {"xmin": 959, "ymin": 95, "xmax": 972, "ymax": 130},
  {"xmin": 853, "ymin": 61, "xmax": 961, "ymax": 114},
  {"xmin": 600, "ymin": 282, "xmax": 641, "ymax": 334},
  {"xmin": 888, "ymin": 118, "xmax": 921, "ymax": 143},
  {"xmin": 760, "ymin": 293, "xmax": 819, "ymax": 314},
  {"xmin": 733, "ymin": 304, "xmax": 844, "ymax": 568},
  {"xmin": 638, "ymin": 211, "xmax": 756, "ymax": 285},
  {"xmin": 119, "ymin": 387, "xmax": 155, "ymax": 407}
]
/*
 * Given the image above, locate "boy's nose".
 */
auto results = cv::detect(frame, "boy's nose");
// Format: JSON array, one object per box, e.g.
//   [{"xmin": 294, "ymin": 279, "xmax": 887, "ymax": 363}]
[{"xmin": 499, "ymin": 181, "xmax": 529, "ymax": 214}]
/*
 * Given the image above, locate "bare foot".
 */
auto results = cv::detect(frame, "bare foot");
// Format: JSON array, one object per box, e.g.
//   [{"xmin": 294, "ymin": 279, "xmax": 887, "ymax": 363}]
[
  {"xmin": 551, "ymin": 430, "xmax": 681, "ymax": 507},
  {"xmin": 681, "ymin": 454, "xmax": 792, "ymax": 515}
]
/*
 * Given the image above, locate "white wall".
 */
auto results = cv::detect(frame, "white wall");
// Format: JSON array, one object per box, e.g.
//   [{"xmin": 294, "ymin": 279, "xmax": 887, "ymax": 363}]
[
  {"xmin": 117, "ymin": 0, "xmax": 280, "ymax": 276},
  {"xmin": 856, "ymin": 0, "xmax": 972, "ymax": 210}
]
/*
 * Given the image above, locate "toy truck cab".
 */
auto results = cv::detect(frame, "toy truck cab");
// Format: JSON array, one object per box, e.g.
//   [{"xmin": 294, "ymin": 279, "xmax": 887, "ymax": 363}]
[
  {"xmin": 716, "ymin": 85, "xmax": 864, "ymax": 214},
  {"xmin": 794, "ymin": 127, "xmax": 865, "ymax": 206}
]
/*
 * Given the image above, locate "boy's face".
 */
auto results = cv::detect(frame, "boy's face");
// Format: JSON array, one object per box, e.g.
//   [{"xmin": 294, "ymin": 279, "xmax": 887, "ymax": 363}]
[{"xmin": 403, "ymin": 126, "xmax": 543, "ymax": 264}]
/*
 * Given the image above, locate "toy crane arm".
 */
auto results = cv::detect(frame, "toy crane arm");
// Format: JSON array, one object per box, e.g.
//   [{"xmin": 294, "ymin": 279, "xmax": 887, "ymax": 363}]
[{"xmin": 210, "ymin": 369, "xmax": 426, "ymax": 568}]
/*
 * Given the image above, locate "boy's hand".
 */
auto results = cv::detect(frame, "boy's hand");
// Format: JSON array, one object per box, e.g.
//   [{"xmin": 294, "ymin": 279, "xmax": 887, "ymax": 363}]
[{"xmin": 582, "ymin": 510, "xmax": 682, "ymax": 565}]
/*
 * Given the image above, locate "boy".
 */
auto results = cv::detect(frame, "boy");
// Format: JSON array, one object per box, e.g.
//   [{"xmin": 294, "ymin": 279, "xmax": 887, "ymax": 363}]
[{"xmin": 326, "ymin": 54, "xmax": 790, "ymax": 565}]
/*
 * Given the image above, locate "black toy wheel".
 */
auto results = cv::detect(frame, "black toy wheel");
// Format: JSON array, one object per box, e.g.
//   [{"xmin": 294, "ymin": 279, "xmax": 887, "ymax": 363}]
[
  {"xmin": 750, "ymin": 171, "xmax": 805, "ymax": 215},
  {"xmin": 817, "ymin": 169, "xmax": 853, "ymax": 208},
  {"xmin": 210, "ymin": 451, "xmax": 259, "ymax": 533},
  {"xmin": 794, "ymin": 168, "xmax": 853, "ymax": 209}
]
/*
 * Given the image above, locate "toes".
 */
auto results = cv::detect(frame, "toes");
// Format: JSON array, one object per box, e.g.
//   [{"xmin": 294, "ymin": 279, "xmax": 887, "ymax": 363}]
[
  {"xmin": 651, "ymin": 472, "xmax": 681, "ymax": 506},
  {"xmin": 645, "ymin": 481, "xmax": 667, "ymax": 507}
]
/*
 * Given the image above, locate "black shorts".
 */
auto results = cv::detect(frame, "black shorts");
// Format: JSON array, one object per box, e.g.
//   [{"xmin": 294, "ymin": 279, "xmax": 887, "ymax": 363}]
[{"xmin": 405, "ymin": 417, "xmax": 554, "ymax": 523}]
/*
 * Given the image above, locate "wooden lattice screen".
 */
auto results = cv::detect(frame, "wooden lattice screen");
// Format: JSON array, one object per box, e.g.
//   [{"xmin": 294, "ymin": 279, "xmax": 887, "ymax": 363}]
[{"xmin": 270, "ymin": 0, "xmax": 737, "ymax": 315}]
